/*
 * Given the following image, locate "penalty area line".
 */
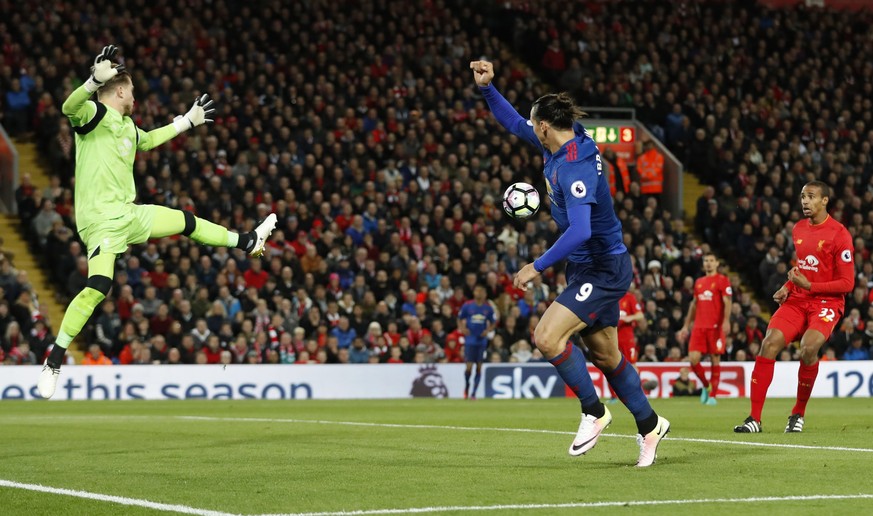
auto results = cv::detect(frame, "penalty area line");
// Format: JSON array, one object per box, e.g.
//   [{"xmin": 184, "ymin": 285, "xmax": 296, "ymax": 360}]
[
  {"xmin": 260, "ymin": 493, "xmax": 873, "ymax": 516},
  {"xmin": 177, "ymin": 415, "xmax": 873, "ymax": 454},
  {"xmin": 0, "ymin": 479, "xmax": 237, "ymax": 516}
]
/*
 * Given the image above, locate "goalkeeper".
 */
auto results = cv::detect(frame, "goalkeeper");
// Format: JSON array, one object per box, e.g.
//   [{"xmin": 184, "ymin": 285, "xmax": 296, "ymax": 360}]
[{"xmin": 38, "ymin": 45, "xmax": 277, "ymax": 398}]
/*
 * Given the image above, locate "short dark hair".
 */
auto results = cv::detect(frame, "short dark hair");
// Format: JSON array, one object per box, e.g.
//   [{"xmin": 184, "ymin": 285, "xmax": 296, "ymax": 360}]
[
  {"xmin": 531, "ymin": 92, "xmax": 587, "ymax": 130},
  {"xmin": 96, "ymin": 68, "xmax": 132, "ymax": 98},
  {"xmin": 804, "ymin": 180, "xmax": 831, "ymax": 198}
]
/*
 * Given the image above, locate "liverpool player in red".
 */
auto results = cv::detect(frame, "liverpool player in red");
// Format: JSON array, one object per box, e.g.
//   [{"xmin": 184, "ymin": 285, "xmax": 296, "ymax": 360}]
[
  {"xmin": 606, "ymin": 287, "xmax": 646, "ymax": 403},
  {"xmin": 618, "ymin": 286, "xmax": 645, "ymax": 364},
  {"xmin": 676, "ymin": 253, "xmax": 732, "ymax": 406},
  {"xmin": 735, "ymin": 181, "xmax": 854, "ymax": 433}
]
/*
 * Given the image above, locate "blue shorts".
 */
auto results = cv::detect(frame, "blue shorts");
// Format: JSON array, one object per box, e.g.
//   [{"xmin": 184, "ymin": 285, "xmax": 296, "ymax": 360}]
[
  {"xmin": 464, "ymin": 342, "xmax": 487, "ymax": 363},
  {"xmin": 555, "ymin": 252, "xmax": 633, "ymax": 331}
]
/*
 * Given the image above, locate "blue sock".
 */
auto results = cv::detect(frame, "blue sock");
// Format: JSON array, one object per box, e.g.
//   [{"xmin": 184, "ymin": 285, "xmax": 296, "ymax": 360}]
[
  {"xmin": 549, "ymin": 344, "xmax": 600, "ymax": 413},
  {"xmin": 464, "ymin": 371, "xmax": 471, "ymax": 396},
  {"xmin": 472, "ymin": 369, "xmax": 482, "ymax": 397},
  {"xmin": 605, "ymin": 357, "xmax": 656, "ymax": 431}
]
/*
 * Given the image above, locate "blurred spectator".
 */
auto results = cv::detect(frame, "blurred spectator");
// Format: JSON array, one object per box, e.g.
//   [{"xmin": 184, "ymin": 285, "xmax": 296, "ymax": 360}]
[
  {"xmin": 331, "ymin": 316, "xmax": 357, "ymax": 349},
  {"xmin": 3, "ymin": 78, "xmax": 31, "ymax": 136},
  {"xmin": 349, "ymin": 338, "xmax": 370, "ymax": 364},
  {"xmin": 81, "ymin": 343, "xmax": 112, "ymax": 365},
  {"xmin": 8, "ymin": 340, "xmax": 37, "ymax": 365},
  {"xmin": 671, "ymin": 367, "xmax": 702, "ymax": 397},
  {"xmin": 636, "ymin": 138, "xmax": 664, "ymax": 198},
  {"xmin": 843, "ymin": 335, "xmax": 871, "ymax": 361},
  {"xmin": 31, "ymin": 200, "xmax": 62, "ymax": 249},
  {"xmin": 639, "ymin": 344, "xmax": 659, "ymax": 363}
]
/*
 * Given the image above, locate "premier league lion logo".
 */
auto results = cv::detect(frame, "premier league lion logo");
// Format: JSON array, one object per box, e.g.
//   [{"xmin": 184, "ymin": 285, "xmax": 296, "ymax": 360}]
[{"xmin": 410, "ymin": 365, "xmax": 449, "ymax": 398}]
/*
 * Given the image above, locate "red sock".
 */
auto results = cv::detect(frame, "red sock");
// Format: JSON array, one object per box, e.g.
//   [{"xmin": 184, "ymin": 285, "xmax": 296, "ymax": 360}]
[
  {"xmin": 690, "ymin": 362, "xmax": 710, "ymax": 389},
  {"xmin": 710, "ymin": 362, "xmax": 721, "ymax": 397},
  {"xmin": 750, "ymin": 356, "xmax": 776, "ymax": 422},
  {"xmin": 792, "ymin": 361, "xmax": 820, "ymax": 416}
]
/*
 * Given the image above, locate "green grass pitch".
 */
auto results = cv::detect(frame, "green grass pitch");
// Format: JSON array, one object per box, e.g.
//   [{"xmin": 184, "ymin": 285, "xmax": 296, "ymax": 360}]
[{"xmin": 2, "ymin": 397, "xmax": 872, "ymax": 515}]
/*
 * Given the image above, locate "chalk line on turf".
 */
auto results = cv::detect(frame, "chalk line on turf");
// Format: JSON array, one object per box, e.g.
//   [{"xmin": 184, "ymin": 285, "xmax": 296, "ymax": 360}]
[
  {"xmin": 3, "ymin": 479, "xmax": 871, "ymax": 516},
  {"xmin": 176, "ymin": 415, "xmax": 873, "ymax": 454}
]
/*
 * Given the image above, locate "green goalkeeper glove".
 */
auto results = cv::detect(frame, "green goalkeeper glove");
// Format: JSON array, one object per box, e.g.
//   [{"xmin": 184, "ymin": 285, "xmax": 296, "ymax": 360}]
[
  {"xmin": 84, "ymin": 45, "xmax": 125, "ymax": 93},
  {"xmin": 173, "ymin": 94, "xmax": 216, "ymax": 133}
]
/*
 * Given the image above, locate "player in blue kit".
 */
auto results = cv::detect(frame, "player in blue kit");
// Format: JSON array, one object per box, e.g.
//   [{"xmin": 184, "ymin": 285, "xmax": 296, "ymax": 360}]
[
  {"xmin": 458, "ymin": 284, "xmax": 496, "ymax": 400},
  {"xmin": 471, "ymin": 60, "xmax": 670, "ymax": 467}
]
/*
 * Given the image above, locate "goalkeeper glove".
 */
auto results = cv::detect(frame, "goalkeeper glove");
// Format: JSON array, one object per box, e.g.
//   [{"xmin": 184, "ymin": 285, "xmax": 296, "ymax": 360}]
[
  {"xmin": 173, "ymin": 94, "xmax": 216, "ymax": 134},
  {"xmin": 84, "ymin": 45, "xmax": 125, "ymax": 93}
]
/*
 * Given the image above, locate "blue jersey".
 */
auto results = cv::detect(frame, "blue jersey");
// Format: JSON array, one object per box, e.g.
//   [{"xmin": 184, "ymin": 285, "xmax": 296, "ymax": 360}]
[
  {"xmin": 480, "ymin": 85, "xmax": 626, "ymax": 264},
  {"xmin": 541, "ymin": 124, "xmax": 625, "ymax": 262},
  {"xmin": 458, "ymin": 301, "xmax": 495, "ymax": 346}
]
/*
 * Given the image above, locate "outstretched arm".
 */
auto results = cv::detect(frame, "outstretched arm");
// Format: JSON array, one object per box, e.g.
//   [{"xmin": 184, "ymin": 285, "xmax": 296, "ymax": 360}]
[
  {"xmin": 470, "ymin": 60, "xmax": 542, "ymax": 150},
  {"xmin": 136, "ymin": 124, "xmax": 180, "ymax": 151},
  {"xmin": 137, "ymin": 94, "xmax": 216, "ymax": 151}
]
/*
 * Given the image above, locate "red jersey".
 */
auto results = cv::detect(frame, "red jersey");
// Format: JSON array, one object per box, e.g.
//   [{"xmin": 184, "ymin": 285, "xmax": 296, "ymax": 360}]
[
  {"xmin": 788, "ymin": 216, "xmax": 854, "ymax": 303},
  {"xmin": 617, "ymin": 292, "xmax": 641, "ymax": 344},
  {"xmin": 692, "ymin": 273, "xmax": 732, "ymax": 329}
]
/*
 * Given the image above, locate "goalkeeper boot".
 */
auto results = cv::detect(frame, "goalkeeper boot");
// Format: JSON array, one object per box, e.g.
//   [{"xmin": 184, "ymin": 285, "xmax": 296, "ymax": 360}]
[
  {"xmin": 733, "ymin": 416, "xmax": 762, "ymax": 433},
  {"xmin": 636, "ymin": 415, "xmax": 670, "ymax": 467},
  {"xmin": 37, "ymin": 361, "xmax": 61, "ymax": 399},
  {"xmin": 569, "ymin": 406, "xmax": 612, "ymax": 456},
  {"xmin": 785, "ymin": 414, "xmax": 804, "ymax": 433},
  {"xmin": 250, "ymin": 213, "xmax": 278, "ymax": 257}
]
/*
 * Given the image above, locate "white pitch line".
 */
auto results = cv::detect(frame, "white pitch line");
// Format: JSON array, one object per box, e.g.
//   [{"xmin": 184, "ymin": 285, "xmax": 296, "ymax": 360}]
[
  {"xmin": 3, "ymin": 478, "xmax": 870, "ymax": 516},
  {"xmin": 0, "ymin": 479, "xmax": 238, "ymax": 516},
  {"xmin": 177, "ymin": 415, "xmax": 873, "ymax": 454},
  {"xmin": 260, "ymin": 494, "xmax": 873, "ymax": 516}
]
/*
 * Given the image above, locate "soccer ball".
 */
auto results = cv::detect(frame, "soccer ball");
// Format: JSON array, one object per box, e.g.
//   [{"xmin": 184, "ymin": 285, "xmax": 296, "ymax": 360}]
[{"xmin": 502, "ymin": 182, "xmax": 540, "ymax": 219}]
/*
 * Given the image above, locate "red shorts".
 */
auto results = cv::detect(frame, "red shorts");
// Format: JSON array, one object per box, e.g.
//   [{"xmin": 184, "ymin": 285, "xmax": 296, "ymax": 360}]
[
  {"xmin": 768, "ymin": 297, "xmax": 843, "ymax": 344},
  {"xmin": 618, "ymin": 339, "xmax": 639, "ymax": 364},
  {"xmin": 689, "ymin": 328, "xmax": 726, "ymax": 356}
]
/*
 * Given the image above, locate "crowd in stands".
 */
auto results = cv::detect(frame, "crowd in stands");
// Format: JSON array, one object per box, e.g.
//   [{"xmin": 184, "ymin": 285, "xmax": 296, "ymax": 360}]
[{"xmin": 1, "ymin": 0, "xmax": 871, "ymax": 366}]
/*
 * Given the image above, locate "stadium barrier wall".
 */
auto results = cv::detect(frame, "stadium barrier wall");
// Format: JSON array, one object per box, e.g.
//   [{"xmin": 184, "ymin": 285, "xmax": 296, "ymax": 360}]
[{"xmin": 3, "ymin": 362, "xmax": 873, "ymax": 400}]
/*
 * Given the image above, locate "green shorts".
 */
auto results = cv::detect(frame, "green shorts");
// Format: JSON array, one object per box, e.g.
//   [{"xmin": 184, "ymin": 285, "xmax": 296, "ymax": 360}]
[{"xmin": 79, "ymin": 204, "xmax": 156, "ymax": 258}]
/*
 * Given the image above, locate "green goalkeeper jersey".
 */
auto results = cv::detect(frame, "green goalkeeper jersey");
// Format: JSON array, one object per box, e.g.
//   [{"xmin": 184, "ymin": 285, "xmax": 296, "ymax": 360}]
[{"xmin": 61, "ymin": 85, "xmax": 178, "ymax": 231}]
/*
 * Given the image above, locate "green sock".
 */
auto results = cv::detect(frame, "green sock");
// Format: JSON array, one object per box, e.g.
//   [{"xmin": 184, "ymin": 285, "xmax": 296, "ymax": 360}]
[
  {"xmin": 190, "ymin": 217, "xmax": 232, "ymax": 247},
  {"xmin": 56, "ymin": 331, "xmax": 74, "ymax": 349},
  {"xmin": 59, "ymin": 287, "xmax": 106, "ymax": 346}
]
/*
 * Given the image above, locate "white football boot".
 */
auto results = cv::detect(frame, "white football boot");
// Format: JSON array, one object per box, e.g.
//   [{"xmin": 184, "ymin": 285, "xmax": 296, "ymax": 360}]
[
  {"xmin": 636, "ymin": 415, "xmax": 670, "ymax": 467},
  {"xmin": 37, "ymin": 361, "xmax": 61, "ymax": 399},
  {"xmin": 249, "ymin": 213, "xmax": 278, "ymax": 257},
  {"xmin": 568, "ymin": 406, "xmax": 612, "ymax": 456}
]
